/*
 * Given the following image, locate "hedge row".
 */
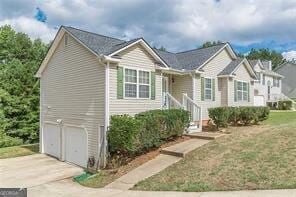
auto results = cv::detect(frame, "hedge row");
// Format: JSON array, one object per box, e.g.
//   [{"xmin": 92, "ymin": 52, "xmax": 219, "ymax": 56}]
[
  {"xmin": 107, "ymin": 109, "xmax": 190, "ymax": 156},
  {"xmin": 208, "ymin": 106, "xmax": 270, "ymax": 129}
]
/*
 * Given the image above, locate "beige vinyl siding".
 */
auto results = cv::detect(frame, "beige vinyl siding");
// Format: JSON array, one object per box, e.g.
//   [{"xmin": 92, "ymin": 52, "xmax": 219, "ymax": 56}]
[
  {"xmin": 171, "ymin": 74, "xmax": 193, "ymax": 103},
  {"xmin": 109, "ymin": 44, "xmax": 162, "ymax": 116},
  {"xmin": 41, "ymin": 34, "xmax": 105, "ymax": 161},
  {"xmin": 228, "ymin": 62, "xmax": 254, "ymax": 106},
  {"xmin": 219, "ymin": 78, "xmax": 228, "ymax": 106},
  {"xmin": 194, "ymin": 49, "xmax": 233, "ymax": 119}
]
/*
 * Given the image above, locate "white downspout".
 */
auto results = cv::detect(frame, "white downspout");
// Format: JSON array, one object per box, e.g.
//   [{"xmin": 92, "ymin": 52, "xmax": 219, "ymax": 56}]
[{"xmin": 102, "ymin": 61, "xmax": 110, "ymax": 167}]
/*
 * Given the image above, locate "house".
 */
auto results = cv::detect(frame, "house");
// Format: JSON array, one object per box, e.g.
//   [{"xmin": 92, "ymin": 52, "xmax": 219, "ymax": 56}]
[
  {"xmin": 274, "ymin": 62, "xmax": 296, "ymax": 100},
  {"xmin": 249, "ymin": 60, "xmax": 283, "ymax": 106},
  {"xmin": 36, "ymin": 26, "xmax": 257, "ymax": 168}
]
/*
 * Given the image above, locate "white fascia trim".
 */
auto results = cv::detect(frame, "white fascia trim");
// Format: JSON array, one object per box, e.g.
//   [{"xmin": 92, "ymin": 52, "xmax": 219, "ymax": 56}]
[
  {"xmin": 197, "ymin": 43, "xmax": 237, "ymax": 71},
  {"xmin": 35, "ymin": 28, "xmax": 66, "ymax": 77},
  {"xmin": 217, "ymin": 75, "xmax": 234, "ymax": 78},
  {"xmin": 35, "ymin": 26, "xmax": 120, "ymax": 78},
  {"xmin": 108, "ymin": 38, "xmax": 170, "ymax": 69},
  {"xmin": 231, "ymin": 58, "xmax": 257, "ymax": 79}
]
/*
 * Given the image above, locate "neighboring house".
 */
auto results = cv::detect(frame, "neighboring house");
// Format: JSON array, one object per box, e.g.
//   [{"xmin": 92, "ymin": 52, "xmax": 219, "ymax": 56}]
[
  {"xmin": 249, "ymin": 59, "xmax": 283, "ymax": 106},
  {"xmin": 274, "ymin": 62, "xmax": 296, "ymax": 100},
  {"xmin": 36, "ymin": 26, "xmax": 257, "ymax": 168}
]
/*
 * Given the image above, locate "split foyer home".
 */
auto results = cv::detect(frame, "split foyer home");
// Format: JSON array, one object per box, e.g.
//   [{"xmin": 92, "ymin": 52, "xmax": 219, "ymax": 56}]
[
  {"xmin": 249, "ymin": 59, "xmax": 283, "ymax": 106},
  {"xmin": 36, "ymin": 26, "xmax": 257, "ymax": 168}
]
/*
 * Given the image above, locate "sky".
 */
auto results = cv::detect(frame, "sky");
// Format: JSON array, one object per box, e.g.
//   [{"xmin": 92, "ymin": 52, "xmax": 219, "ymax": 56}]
[{"xmin": 1, "ymin": 0, "xmax": 296, "ymax": 60}]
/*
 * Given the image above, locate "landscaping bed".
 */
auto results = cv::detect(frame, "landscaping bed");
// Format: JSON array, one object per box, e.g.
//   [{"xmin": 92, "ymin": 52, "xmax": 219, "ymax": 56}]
[
  {"xmin": 133, "ymin": 112, "xmax": 296, "ymax": 192},
  {"xmin": 77, "ymin": 135, "xmax": 190, "ymax": 188}
]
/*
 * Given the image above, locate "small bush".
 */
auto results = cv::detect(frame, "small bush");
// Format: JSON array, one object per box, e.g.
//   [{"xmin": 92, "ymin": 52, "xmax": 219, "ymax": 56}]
[
  {"xmin": 208, "ymin": 107, "xmax": 229, "ymax": 129},
  {"xmin": 278, "ymin": 100, "xmax": 293, "ymax": 110},
  {"xmin": 0, "ymin": 131, "xmax": 23, "ymax": 148},
  {"xmin": 208, "ymin": 106, "xmax": 270, "ymax": 129},
  {"xmin": 107, "ymin": 115, "xmax": 140, "ymax": 154}
]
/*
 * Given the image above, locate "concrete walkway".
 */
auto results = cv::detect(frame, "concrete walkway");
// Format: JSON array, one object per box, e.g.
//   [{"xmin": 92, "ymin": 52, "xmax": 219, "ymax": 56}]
[{"xmin": 105, "ymin": 154, "xmax": 181, "ymax": 190}]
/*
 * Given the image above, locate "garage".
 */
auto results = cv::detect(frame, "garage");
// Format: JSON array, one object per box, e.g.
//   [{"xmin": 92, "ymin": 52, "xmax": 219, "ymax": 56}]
[
  {"xmin": 64, "ymin": 126, "xmax": 88, "ymax": 168},
  {"xmin": 42, "ymin": 123, "xmax": 61, "ymax": 159}
]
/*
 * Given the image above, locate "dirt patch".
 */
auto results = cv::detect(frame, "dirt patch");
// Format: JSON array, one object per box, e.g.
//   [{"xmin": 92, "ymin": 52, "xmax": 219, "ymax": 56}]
[{"xmin": 79, "ymin": 135, "xmax": 190, "ymax": 188}]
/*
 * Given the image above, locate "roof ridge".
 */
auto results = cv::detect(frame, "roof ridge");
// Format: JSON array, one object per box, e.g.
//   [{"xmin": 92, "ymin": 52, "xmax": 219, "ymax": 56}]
[
  {"xmin": 154, "ymin": 48, "xmax": 176, "ymax": 54},
  {"xmin": 63, "ymin": 26, "xmax": 125, "ymax": 42},
  {"xmin": 176, "ymin": 43, "xmax": 227, "ymax": 54}
]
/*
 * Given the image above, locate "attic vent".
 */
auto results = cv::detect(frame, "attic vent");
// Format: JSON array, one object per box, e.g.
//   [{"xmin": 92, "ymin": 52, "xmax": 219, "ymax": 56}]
[{"xmin": 65, "ymin": 34, "xmax": 68, "ymax": 46}]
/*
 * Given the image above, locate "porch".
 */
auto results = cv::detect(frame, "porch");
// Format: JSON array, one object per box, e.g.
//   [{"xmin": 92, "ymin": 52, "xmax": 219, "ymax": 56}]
[{"xmin": 160, "ymin": 73, "xmax": 202, "ymax": 133}]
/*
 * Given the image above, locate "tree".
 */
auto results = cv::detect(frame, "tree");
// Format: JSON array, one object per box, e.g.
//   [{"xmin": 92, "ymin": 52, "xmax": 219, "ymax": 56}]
[
  {"xmin": 0, "ymin": 25, "xmax": 48, "ymax": 143},
  {"xmin": 199, "ymin": 41, "xmax": 223, "ymax": 49},
  {"xmin": 246, "ymin": 48, "xmax": 285, "ymax": 69},
  {"xmin": 153, "ymin": 46, "xmax": 167, "ymax": 52}
]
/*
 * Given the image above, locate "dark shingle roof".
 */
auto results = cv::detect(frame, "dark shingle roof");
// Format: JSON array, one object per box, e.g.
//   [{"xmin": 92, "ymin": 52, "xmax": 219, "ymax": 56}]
[
  {"xmin": 249, "ymin": 60, "xmax": 260, "ymax": 68},
  {"xmin": 218, "ymin": 58, "xmax": 244, "ymax": 76},
  {"xmin": 64, "ymin": 26, "xmax": 228, "ymax": 71},
  {"xmin": 64, "ymin": 26, "xmax": 141, "ymax": 56},
  {"xmin": 154, "ymin": 44, "xmax": 227, "ymax": 70}
]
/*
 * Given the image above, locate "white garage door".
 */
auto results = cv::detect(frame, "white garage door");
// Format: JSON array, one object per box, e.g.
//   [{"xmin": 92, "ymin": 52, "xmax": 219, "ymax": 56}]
[
  {"xmin": 43, "ymin": 123, "xmax": 61, "ymax": 159},
  {"xmin": 64, "ymin": 126, "xmax": 88, "ymax": 168},
  {"xmin": 254, "ymin": 95, "xmax": 265, "ymax": 106}
]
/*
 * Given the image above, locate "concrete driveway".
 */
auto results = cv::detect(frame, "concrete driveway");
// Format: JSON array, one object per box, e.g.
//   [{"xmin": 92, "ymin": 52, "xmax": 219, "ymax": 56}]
[{"xmin": 0, "ymin": 154, "xmax": 83, "ymax": 188}]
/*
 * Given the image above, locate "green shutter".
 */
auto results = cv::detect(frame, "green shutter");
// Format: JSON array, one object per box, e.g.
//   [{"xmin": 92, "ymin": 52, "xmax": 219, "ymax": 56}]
[
  {"xmin": 151, "ymin": 72, "xmax": 155, "ymax": 100},
  {"xmin": 234, "ymin": 80, "xmax": 237, "ymax": 102},
  {"xmin": 117, "ymin": 67, "xmax": 124, "ymax": 99},
  {"xmin": 201, "ymin": 77, "xmax": 205, "ymax": 101},
  {"xmin": 247, "ymin": 82, "xmax": 250, "ymax": 102},
  {"xmin": 212, "ymin": 78, "xmax": 215, "ymax": 101}
]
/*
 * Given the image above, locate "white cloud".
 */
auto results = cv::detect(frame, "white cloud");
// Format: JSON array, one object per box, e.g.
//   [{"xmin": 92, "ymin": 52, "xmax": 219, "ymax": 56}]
[
  {"xmin": 282, "ymin": 51, "xmax": 296, "ymax": 61},
  {"xmin": 0, "ymin": 16, "xmax": 57, "ymax": 43}
]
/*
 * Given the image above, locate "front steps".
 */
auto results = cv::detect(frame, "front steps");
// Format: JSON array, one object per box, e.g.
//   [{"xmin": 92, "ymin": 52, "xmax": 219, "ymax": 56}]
[
  {"xmin": 185, "ymin": 132, "xmax": 225, "ymax": 140},
  {"xmin": 161, "ymin": 139, "xmax": 210, "ymax": 158}
]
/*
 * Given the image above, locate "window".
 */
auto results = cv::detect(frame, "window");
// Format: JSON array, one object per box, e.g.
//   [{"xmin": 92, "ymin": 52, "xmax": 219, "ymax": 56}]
[
  {"xmin": 124, "ymin": 68, "xmax": 150, "ymax": 98},
  {"xmin": 273, "ymin": 77, "xmax": 280, "ymax": 87},
  {"xmin": 237, "ymin": 81, "xmax": 248, "ymax": 102},
  {"xmin": 204, "ymin": 78, "xmax": 212, "ymax": 100}
]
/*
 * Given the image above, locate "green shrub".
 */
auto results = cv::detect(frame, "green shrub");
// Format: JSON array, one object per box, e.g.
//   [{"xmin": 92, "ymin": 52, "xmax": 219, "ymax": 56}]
[
  {"xmin": 208, "ymin": 107, "xmax": 229, "ymax": 129},
  {"xmin": 136, "ymin": 109, "xmax": 189, "ymax": 151},
  {"xmin": 208, "ymin": 106, "xmax": 270, "ymax": 128},
  {"xmin": 0, "ymin": 131, "xmax": 23, "ymax": 148},
  {"xmin": 108, "ymin": 109, "xmax": 190, "ymax": 157},
  {"xmin": 107, "ymin": 115, "xmax": 140, "ymax": 154},
  {"xmin": 278, "ymin": 100, "xmax": 293, "ymax": 110}
]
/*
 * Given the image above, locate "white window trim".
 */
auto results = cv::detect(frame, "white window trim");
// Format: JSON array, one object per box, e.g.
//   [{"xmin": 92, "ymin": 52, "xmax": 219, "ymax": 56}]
[
  {"xmin": 123, "ymin": 66, "xmax": 151, "ymax": 100},
  {"xmin": 204, "ymin": 77, "xmax": 213, "ymax": 101},
  {"xmin": 236, "ymin": 80, "xmax": 248, "ymax": 102}
]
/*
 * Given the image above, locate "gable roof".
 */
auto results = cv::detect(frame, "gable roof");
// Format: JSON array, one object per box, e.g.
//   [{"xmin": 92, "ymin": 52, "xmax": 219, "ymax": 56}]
[
  {"xmin": 154, "ymin": 43, "xmax": 236, "ymax": 71},
  {"xmin": 218, "ymin": 58, "xmax": 244, "ymax": 76}
]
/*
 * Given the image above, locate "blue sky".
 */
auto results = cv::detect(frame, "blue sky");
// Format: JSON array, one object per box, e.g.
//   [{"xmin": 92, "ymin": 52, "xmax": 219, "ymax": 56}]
[{"xmin": 1, "ymin": 0, "xmax": 296, "ymax": 60}]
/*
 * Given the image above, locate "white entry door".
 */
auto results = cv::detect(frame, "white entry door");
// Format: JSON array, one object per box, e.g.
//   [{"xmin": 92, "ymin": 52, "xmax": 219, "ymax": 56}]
[
  {"xmin": 43, "ymin": 123, "xmax": 61, "ymax": 159},
  {"xmin": 64, "ymin": 126, "xmax": 88, "ymax": 167}
]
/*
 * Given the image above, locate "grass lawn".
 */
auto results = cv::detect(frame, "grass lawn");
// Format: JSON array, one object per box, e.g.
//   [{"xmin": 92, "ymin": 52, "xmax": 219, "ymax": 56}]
[
  {"xmin": 0, "ymin": 144, "xmax": 39, "ymax": 159},
  {"xmin": 133, "ymin": 111, "xmax": 296, "ymax": 192}
]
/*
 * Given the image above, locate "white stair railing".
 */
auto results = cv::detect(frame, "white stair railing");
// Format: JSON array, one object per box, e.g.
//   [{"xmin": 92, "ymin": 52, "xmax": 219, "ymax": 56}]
[
  {"xmin": 267, "ymin": 93, "xmax": 296, "ymax": 110},
  {"xmin": 162, "ymin": 92, "xmax": 183, "ymax": 109},
  {"xmin": 182, "ymin": 93, "xmax": 202, "ymax": 130}
]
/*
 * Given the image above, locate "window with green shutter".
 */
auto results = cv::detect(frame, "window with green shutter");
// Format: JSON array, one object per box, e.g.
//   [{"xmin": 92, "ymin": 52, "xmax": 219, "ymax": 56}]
[
  {"xmin": 117, "ymin": 67, "xmax": 124, "ymax": 99},
  {"xmin": 235, "ymin": 80, "xmax": 249, "ymax": 102},
  {"xmin": 234, "ymin": 80, "xmax": 237, "ymax": 102},
  {"xmin": 212, "ymin": 78, "xmax": 215, "ymax": 101},
  {"xmin": 151, "ymin": 72, "xmax": 155, "ymax": 100}
]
